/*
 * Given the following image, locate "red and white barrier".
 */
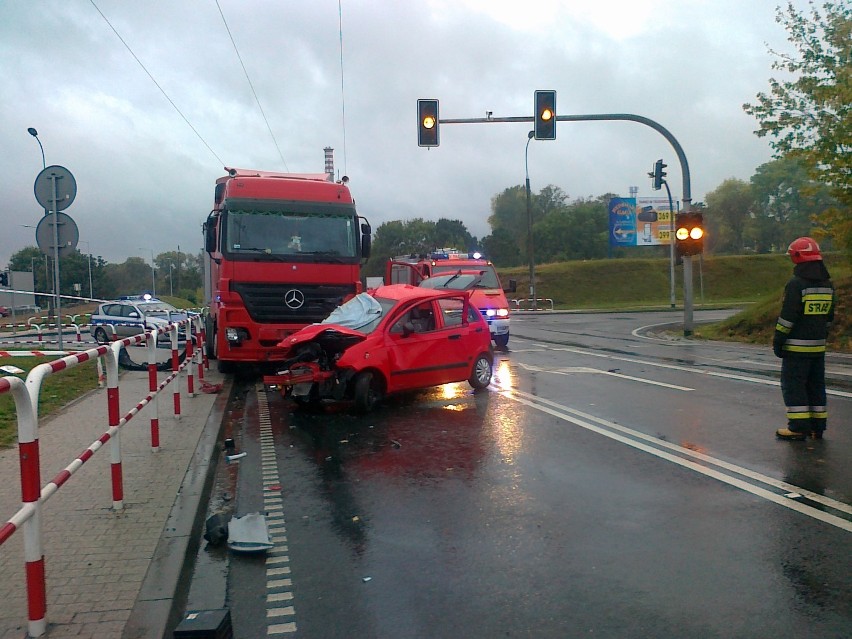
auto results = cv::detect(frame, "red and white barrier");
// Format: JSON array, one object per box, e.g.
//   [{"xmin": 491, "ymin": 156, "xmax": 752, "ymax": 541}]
[{"xmin": 0, "ymin": 315, "xmax": 209, "ymax": 637}]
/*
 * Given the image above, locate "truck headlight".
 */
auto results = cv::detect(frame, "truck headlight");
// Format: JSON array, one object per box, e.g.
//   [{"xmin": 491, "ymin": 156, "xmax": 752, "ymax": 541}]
[{"xmin": 225, "ymin": 327, "xmax": 248, "ymax": 344}]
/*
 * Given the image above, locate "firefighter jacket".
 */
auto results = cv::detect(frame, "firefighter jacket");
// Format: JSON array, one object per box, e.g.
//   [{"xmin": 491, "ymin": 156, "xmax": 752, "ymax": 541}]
[{"xmin": 773, "ymin": 261, "xmax": 835, "ymax": 358}]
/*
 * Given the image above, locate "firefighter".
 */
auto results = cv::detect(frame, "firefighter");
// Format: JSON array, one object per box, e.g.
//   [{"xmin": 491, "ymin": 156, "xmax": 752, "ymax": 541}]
[{"xmin": 773, "ymin": 237, "xmax": 835, "ymax": 441}]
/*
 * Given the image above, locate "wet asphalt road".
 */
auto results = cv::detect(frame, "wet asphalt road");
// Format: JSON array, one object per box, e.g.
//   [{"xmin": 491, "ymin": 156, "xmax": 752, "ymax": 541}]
[{"xmin": 189, "ymin": 311, "xmax": 852, "ymax": 638}]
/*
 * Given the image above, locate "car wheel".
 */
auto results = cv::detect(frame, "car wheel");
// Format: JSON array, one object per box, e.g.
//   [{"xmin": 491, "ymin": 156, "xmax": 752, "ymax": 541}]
[
  {"xmin": 354, "ymin": 371, "xmax": 382, "ymax": 413},
  {"xmin": 93, "ymin": 327, "xmax": 110, "ymax": 345},
  {"xmin": 468, "ymin": 353, "xmax": 493, "ymax": 390},
  {"xmin": 494, "ymin": 333, "xmax": 509, "ymax": 348}
]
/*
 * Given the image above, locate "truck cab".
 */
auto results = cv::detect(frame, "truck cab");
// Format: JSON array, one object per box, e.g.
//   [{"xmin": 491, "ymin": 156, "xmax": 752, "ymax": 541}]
[{"xmin": 385, "ymin": 250, "xmax": 515, "ymax": 348}]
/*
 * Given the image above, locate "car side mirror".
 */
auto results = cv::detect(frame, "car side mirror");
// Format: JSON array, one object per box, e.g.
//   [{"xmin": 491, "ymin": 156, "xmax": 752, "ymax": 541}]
[
  {"xmin": 129, "ymin": 312, "xmax": 139, "ymax": 318},
  {"xmin": 402, "ymin": 322, "xmax": 415, "ymax": 337}
]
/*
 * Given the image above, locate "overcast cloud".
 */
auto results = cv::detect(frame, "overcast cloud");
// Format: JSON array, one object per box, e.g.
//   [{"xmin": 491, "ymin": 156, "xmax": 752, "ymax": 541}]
[{"xmin": 1, "ymin": 0, "xmax": 806, "ymax": 269}]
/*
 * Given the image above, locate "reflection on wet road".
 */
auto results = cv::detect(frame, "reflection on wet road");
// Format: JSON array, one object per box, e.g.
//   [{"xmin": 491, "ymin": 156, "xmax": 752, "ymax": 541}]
[{"xmin": 215, "ymin": 313, "xmax": 852, "ymax": 638}]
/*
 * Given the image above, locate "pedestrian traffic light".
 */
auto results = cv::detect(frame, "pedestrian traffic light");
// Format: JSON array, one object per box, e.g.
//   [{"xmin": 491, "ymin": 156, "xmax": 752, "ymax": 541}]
[
  {"xmin": 675, "ymin": 212, "xmax": 704, "ymax": 257},
  {"xmin": 649, "ymin": 159, "xmax": 667, "ymax": 190},
  {"xmin": 0, "ymin": 272, "xmax": 7, "ymax": 287},
  {"xmin": 417, "ymin": 99, "xmax": 439, "ymax": 147},
  {"xmin": 534, "ymin": 90, "xmax": 556, "ymax": 140}
]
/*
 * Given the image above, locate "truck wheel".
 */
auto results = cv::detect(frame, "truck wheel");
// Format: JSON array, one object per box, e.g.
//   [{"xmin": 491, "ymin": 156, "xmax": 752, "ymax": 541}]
[
  {"xmin": 468, "ymin": 353, "xmax": 493, "ymax": 390},
  {"xmin": 354, "ymin": 371, "xmax": 382, "ymax": 413},
  {"xmin": 93, "ymin": 327, "xmax": 109, "ymax": 345},
  {"xmin": 494, "ymin": 333, "xmax": 509, "ymax": 348},
  {"xmin": 205, "ymin": 317, "xmax": 216, "ymax": 359}
]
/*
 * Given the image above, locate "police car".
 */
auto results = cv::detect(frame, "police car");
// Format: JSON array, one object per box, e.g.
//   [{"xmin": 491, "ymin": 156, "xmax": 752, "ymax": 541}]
[{"xmin": 89, "ymin": 295, "xmax": 192, "ymax": 344}]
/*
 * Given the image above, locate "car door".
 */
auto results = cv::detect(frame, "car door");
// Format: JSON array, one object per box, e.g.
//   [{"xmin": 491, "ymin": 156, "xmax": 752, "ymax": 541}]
[
  {"xmin": 119, "ymin": 303, "xmax": 145, "ymax": 338},
  {"xmin": 384, "ymin": 295, "xmax": 475, "ymax": 392}
]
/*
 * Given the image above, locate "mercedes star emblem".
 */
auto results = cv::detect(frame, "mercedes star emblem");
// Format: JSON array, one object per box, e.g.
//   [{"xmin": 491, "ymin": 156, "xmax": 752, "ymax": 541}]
[{"xmin": 284, "ymin": 289, "xmax": 306, "ymax": 310}]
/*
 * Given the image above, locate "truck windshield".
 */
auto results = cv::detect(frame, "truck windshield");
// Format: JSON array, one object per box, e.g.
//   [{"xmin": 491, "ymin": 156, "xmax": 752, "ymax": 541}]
[
  {"xmin": 431, "ymin": 264, "xmax": 500, "ymax": 288},
  {"xmin": 225, "ymin": 209, "xmax": 358, "ymax": 258}
]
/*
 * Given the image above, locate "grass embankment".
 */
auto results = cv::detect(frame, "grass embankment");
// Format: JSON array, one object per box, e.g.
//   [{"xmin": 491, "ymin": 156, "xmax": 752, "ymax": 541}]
[
  {"xmin": 498, "ymin": 253, "xmax": 850, "ymax": 353},
  {"xmin": 0, "ymin": 359, "xmax": 100, "ymax": 448},
  {"xmin": 0, "ymin": 295, "xmax": 196, "ymax": 449}
]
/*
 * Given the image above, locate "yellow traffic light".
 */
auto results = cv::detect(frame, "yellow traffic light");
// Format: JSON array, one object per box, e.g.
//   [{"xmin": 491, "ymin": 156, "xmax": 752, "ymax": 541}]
[
  {"xmin": 534, "ymin": 90, "xmax": 556, "ymax": 140},
  {"xmin": 675, "ymin": 226, "xmax": 690, "ymax": 241},
  {"xmin": 417, "ymin": 99, "xmax": 439, "ymax": 147},
  {"xmin": 690, "ymin": 227, "xmax": 703, "ymax": 240}
]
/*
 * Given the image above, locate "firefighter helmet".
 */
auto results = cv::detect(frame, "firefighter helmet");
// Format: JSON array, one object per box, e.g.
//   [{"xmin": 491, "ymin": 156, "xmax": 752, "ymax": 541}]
[{"xmin": 787, "ymin": 237, "xmax": 822, "ymax": 263}]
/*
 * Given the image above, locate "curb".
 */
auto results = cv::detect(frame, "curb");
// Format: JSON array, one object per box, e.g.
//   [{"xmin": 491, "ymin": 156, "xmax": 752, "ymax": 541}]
[{"xmin": 122, "ymin": 377, "xmax": 233, "ymax": 639}]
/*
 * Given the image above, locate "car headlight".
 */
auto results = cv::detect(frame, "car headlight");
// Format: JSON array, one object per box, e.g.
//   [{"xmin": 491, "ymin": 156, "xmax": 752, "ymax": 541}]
[
  {"xmin": 495, "ymin": 308, "xmax": 509, "ymax": 318},
  {"xmin": 485, "ymin": 309, "xmax": 496, "ymax": 317}
]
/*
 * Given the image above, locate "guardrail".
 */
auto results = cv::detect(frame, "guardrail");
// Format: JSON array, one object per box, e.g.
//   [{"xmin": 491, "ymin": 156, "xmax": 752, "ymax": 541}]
[
  {"xmin": 0, "ymin": 316, "xmax": 207, "ymax": 637},
  {"xmin": 511, "ymin": 298, "xmax": 555, "ymax": 311}
]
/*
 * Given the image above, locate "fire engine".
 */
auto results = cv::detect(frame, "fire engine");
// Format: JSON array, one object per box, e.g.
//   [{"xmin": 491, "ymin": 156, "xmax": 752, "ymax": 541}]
[
  {"xmin": 385, "ymin": 250, "xmax": 515, "ymax": 347},
  {"xmin": 204, "ymin": 167, "xmax": 371, "ymax": 372}
]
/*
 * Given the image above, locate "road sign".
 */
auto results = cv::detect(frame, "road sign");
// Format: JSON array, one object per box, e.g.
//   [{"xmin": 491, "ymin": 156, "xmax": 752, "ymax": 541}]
[
  {"xmin": 36, "ymin": 211, "xmax": 79, "ymax": 258},
  {"xmin": 34, "ymin": 165, "xmax": 77, "ymax": 212}
]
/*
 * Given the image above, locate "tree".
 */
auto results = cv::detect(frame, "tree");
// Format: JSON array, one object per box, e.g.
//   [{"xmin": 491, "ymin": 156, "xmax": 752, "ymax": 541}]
[
  {"xmin": 743, "ymin": 1, "xmax": 852, "ymax": 258},
  {"xmin": 704, "ymin": 179, "xmax": 755, "ymax": 254},
  {"xmin": 748, "ymin": 156, "xmax": 837, "ymax": 252},
  {"xmin": 433, "ymin": 218, "xmax": 475, "ymax": 251}
]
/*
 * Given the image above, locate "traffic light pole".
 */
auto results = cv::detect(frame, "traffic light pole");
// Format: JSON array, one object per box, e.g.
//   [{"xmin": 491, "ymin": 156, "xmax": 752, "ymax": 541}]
[{"xmin": 439, "ymin": 111, "xmax": 695, "ymax": 335}]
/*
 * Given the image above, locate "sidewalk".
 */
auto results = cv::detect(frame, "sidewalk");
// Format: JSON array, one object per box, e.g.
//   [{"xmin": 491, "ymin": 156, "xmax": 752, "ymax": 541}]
[{"xmin": 0, "ymin": 365, "xmax": 229, "ymax": 639}]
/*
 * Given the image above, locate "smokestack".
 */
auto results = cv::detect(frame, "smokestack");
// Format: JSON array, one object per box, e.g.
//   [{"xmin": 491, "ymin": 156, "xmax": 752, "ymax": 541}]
[{"xmin": 324, "ymin": 147, "xmax": 334, "ymax": 176}]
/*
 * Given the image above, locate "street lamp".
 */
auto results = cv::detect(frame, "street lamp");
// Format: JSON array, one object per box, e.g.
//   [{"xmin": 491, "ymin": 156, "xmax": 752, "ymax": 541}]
[
  {"xmin": 140, "ymin": 248, "xmax": 156, "ymax": 296},
  {"xmin": 139, "ymin": 248, "xmax": 155, "ymax": 296},
  {"xmin": 80, "ymin": 240, "xmax": 94, "ymax": 300},
  {"xmin": 525, "ymin": 130, "xmax": 537, "ymax": 310},
  {"xmin": 168, "ymin": 263, "xmax": 175, "ymax": 297},
  {"xmin": 28, "ymin": 127, "xmax": 46, "ymax": 170}
]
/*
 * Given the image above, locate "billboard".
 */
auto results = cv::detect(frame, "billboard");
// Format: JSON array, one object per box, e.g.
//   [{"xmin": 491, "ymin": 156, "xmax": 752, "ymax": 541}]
[{"xmin": 608, "ymin": 197, "xmax": 675, "ymax": 247}]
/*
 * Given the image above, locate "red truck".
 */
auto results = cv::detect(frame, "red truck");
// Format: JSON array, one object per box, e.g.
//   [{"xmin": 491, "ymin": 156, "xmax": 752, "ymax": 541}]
[
  {"xmin": 385, "ymin": 250, "xmax": 515, "ymax": 348},
  {"xmin": 204, "ymin": 167, "xmax": 371, "ymax": 372}
]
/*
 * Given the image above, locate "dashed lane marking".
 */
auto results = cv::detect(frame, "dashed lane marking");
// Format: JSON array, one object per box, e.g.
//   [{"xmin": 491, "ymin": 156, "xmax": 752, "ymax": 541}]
[{"xmin": 257, "ymin": 384, "xmax": 298, "ymax": 635}]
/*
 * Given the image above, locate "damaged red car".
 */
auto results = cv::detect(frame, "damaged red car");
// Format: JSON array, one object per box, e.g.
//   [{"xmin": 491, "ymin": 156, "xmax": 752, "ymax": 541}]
[{"xmin": 263, "ymin": 284, "xmax": 493, "ymax": 412}]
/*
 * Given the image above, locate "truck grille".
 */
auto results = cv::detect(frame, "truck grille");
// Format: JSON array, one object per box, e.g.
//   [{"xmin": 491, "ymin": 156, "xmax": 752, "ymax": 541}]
[{"xmin": 232, "ymin": 282, "xmax": 356, "ymax": 324}]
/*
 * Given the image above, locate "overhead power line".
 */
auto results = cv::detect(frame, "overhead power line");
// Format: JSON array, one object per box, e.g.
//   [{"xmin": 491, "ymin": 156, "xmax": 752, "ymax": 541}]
[
  {"xmin": 89, "ymin": 0, "xmax": 224, "ymax": 166},
  {"xmin": 215, "ymin": 0, "xmax": 290, "ymax": 172}
]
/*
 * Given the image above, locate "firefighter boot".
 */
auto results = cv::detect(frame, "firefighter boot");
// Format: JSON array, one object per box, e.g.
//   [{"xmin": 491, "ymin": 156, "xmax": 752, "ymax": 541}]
[{"xmin": 775, "ymin": 428, "xmax": 807, "ymax": 441}]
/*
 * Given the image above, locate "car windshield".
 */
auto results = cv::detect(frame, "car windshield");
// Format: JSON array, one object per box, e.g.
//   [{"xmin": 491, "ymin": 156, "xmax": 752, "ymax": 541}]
[
  {"xmin": 419, "ymin": 272, "xmax": 481, "ymax": 290},
  {"xmin": 138, "ymin": 302, "xmax": 178, "ymax": 316},
  {"xmin": 431, "ymin": 264, "xmax": 500, "ymax": 288},
  {"xmin": 320, "ymin": 293, "xmax": 398, "ymax": 335}
]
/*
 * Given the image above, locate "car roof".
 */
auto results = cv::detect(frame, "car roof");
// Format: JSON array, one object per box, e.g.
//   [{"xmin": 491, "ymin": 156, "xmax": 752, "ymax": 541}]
[{"xmin": 370, "ymin": 284, "xmax": 471, "ymax": 303}]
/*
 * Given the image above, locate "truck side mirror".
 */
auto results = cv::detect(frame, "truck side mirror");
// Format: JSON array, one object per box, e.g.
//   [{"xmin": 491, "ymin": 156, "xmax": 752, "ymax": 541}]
[
  {"xmin": 204, "ymin": 214, "xmax": 218, "ymax": 254},
  {"xmin": 505, "ymin": 279, "xmax": 517, "ymax": 293}
]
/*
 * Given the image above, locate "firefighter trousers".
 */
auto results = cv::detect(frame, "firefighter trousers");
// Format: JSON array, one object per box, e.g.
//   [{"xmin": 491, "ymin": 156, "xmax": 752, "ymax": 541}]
[{"xmin": 780, "ymin": 355, "xmax": 827, "ymax": 434}]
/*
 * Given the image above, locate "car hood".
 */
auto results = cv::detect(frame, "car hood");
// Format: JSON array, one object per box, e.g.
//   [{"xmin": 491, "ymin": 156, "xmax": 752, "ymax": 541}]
[{"xmin": 277, "ymin": 323, "xmax": 366, "ymax": 356}]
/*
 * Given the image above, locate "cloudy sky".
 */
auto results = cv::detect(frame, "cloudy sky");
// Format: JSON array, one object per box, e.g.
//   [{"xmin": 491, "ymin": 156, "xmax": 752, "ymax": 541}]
[{"xmin": 1, "ymin": 0, "xmax": 804, "ymax": 270}]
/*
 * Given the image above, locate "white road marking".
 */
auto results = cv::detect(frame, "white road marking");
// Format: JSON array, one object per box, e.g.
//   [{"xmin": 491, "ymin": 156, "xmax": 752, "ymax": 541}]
[
  {"xmin": 516, "ymin": 362, "xmax": 694, "ymax": 391},
  {"xmin": 257, "ymin": 385, "xmax": 299, "ymax": 635},
  {"xmin": 518, "ymin": 339, "xmax": 852, "ymax": 398},
  {"xmin": 501, "ymin": 387, "xmax": 852, "ymax": 532}
]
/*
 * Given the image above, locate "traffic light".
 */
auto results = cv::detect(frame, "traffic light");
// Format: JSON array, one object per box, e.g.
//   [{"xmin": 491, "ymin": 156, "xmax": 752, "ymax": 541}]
[
  {"xmin": 534, "ymin": 90, "xmax": 556, "ymax": 140},
  {"xmin": 649, "ymin": 159, "xmax": 667, "ymax": 190},
  {"xmin": 417, "ymin": 99, "xmax": 439, "ymax": 147},
  {"xmin": 675, "ymin": 212, "xmax": 704, "ymax": 257},
  {"xmin": 0, "ymin": 272, "xmax": 7, "ymax": 287}
]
